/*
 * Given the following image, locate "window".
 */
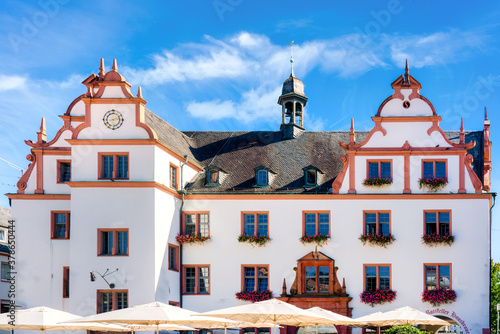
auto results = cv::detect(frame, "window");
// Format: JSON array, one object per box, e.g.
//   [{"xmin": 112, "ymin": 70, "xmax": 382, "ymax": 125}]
[
  {"xmin": 364, "ymin": 265, "xmax": 391, "ymax": 291},
  {"xmin": 206, "ymin": 169, "xmax": 219, "ymax": 186},
  {"xmin": 242, "ymin": 212, "xmax": 268, "ymax": 237},
  {"xmin": 168, "ymin": 301, "xmax": 180, "ymax": 307},
  {"xmin": 51, "ymin": 211, "xmax": 70, "ymax": 239},
  {"xmin": 1, "ymin": 262, "xmax": 10, "ymax": 282},
  {"xmin": 97, "ymin": 290, "xmax": 128, "ymax": 313},
  {"xmin": 0, "ymin": 300, "xmax": 9, "ymax": 313},
  {"xmin": 425, "ymin": 211, "xmax": 451, "ymax": 235},
  {"xmin": 367, "ymin": 161, "xmax": 391, "ymax": 179},
  {"xmin": 183, "ymin": 265, "xmax": 210, "ymax": 295},
  {"xmin": 57, "ymin": 160, "xmax": 71, "ymax": 183},
  {"xmin": 63, "ymin": 267, "xmax": 69, "ymax": 298},
  {"xmin": 425, "ymin": 264, "xmax": 451, "ymax": 290},
  {"xmin": 0, "ymin": 229, "xmax": 6, "ymax": 242},
  {"xmin": 364, "ymin": 211, "xmax": 390, "ymax": 236},
  {"xmin": 423, "ymin": 160, "xmax": 447, "ymax": 179},
  {"xmin": 255, "ymin": 169, "xmax": 269, "ymax": 187},
  {"xmin": 98, "ymin": 229, "xmax": 129, "ymax": 256},
  {"xmin": 304, "ymin": 265, "xmax": 330, "ymax": 293},
  {"xmin": 304, "ymin": 168, "xmax": 317, "ymax": 186},
  {"xmin": 98, "ymin": 153, "xmax": 129, "ymax": 180},
  {"xmin": 303, "ymin": 212, "xmax": 330, "ymax": 236},
  {"xmin": 183, "ymin": 212, "xmax": 209, "ymax": 237},
  {"xmin": 243, "ymin": 266, "xmax": 269, "ymax": 292},
  {"xmin": 170, "ymin": 164, "xmax": 178, "ymax": 189},
  {"xmin": 168, "ymin": 244, "xmax": 179, "ymax": 271}
]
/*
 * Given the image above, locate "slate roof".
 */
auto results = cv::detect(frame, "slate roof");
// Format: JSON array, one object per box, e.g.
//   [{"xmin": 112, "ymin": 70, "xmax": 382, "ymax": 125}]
[{"xmin": 143, "ymin": 108, "xmax": 484, "ymax": 194}]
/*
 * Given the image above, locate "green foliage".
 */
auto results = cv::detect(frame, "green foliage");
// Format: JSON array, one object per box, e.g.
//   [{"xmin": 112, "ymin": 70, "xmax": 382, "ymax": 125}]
[
  {"xmin": 385, "ymin": 325, "xmax": 430, "ymax": 334},
  {"xmin": 491, "ymin": 261, "xmax": 500, "ymax": 332}
]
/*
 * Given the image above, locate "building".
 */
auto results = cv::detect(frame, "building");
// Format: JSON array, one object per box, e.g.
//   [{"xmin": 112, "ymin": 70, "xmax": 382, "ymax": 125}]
[
  {"xmin": 0, "ymin": 206, "xmax": 12, "ymax": 314},
  {"xmin": 7, "ymin": 58, "xmax": 493, "ymax": 334}
]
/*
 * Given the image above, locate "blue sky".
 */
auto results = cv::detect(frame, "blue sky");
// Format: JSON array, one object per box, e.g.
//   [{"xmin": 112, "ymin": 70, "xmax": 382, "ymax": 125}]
[{"xmin": 1, "ymin": 0, "xmax": 500, "ymax": 257}]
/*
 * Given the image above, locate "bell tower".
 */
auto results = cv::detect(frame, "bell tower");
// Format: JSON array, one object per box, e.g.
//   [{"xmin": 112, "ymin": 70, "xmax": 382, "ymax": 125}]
[{"xmin": 278, "ymin": 41, "xmax": 308, "ymax": 139}]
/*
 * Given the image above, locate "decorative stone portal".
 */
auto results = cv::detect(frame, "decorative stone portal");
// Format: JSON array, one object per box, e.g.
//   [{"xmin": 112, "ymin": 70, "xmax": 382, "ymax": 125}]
[{"xmin": 277, "ymin": 250, "xmax": 353, "ymax": 334}]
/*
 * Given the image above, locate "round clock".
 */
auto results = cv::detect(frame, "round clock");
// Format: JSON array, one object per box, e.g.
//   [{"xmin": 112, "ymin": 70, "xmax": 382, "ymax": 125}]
[{"xmin": 103, "ymin": 109, "xmax": 124, "ymax": 130}]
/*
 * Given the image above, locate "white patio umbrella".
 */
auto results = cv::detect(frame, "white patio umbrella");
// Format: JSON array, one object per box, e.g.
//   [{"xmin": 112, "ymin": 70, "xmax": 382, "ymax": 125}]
[
  {"xmin": 0, "ymin": 306, "xmax": 129, "ymax": 333},
  {"xmin": 305, "ymin": 307, "xmax": 366, "ymax": 334},
  {"xmin": 354, "ymin": 306, "xmax": 452, "ymax": 327},
  {"xmin": 199, "ymin": 299, "xmax": 342, "ymax": 334},
  {"xmin": 65, "ymin": 302, "xmax": 243, "ymax": 334},
  {"xmin": 124, "ymin": 324, "xmax": 195, "ymax": 332}
]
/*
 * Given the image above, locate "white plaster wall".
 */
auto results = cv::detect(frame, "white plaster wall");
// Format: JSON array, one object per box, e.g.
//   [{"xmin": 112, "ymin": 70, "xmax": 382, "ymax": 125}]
[
  {"xmin": 181, "ymin": 197, "xmax": 489, "ymax": 333},
  {"xmin": 355, "ymin": 156, "xmax": 404, "ymax": 194},
  {"xmin": 71, "ymin": 145, "xmax": 155, "ymax": 181},
  {"xmin": 69, "ymin": 100, "xmax": 85, "ymax": 117},
  {"xmin": 42, "ymin": 155, "xmax": 71, "ymax": 194},
  {"xmin": 48, "ymin": 129, "xmax": 72, "ymax": 147},
  {"xmin": 152, "ymin": 147, "xmax": 199, "ymax": 189},
  {"xmin": 409, "ymin": 155, "xmax": 459, "ymax": 194},
  {"xmin": 11, "ymin": 199, "xmax": 70, "ymax": 309},
  {"xmin": 379, "ymin": 89, "xmax": 433, "ymax": 117},
  {"xmin": 100, "ymin": 86, "xmax": 128, "ymax": 99},
  {"xmin": 67, "ymin": 187, "xmax": 157, "ymax": 316},
  {"xmin": 363, "ymin": 122, "xmax": 452, "ymax": 148},
  {"xmin": 77, "ymin": 104, "xmax": 150, "ymax": 140},
  {"xmin": 154, "ymin": 190, "xmax": 181, "ymax": 304}
]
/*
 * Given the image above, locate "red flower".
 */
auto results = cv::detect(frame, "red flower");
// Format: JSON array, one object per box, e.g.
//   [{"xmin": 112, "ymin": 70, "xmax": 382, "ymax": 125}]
[
  {"xmin": 236, "ymin": 290, "xmax": 273, "ymax": 302},
  {"xmin": 422, "ymin": 288, "xmax": 456, "ymax": 306},
  {"xmin": 360, "ymin": 289, "xmax": 397, "ymax": 307},
  {"xmin": 175, "ymin": 233, "xmax": 210, "ymax": 245}
]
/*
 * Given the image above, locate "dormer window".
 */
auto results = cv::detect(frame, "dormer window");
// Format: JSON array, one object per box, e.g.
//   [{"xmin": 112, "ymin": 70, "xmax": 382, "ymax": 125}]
[
  {"xmin": 255, "ymin": 168, "xmax": 269, "ymax": 187},
  {"xmin": 303, "ymin": 166, "xmax": 321, "ymax": 187},
  {"xmin": 304, "ymin": 169, "xmax": 316, "ymax": 186},
  {"xmin": 206, "ymin": 169, "xmax": 219, "ymax": 186}
]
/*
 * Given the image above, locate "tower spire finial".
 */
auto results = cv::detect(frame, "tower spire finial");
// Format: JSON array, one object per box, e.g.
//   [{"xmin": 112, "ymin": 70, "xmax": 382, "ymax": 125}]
[
  {"xmin": 485, "ymin": 106, "xmax": 488, "ymax": 120},
  {"xmin": 137, "ymin": 86, "xmax": 143, "ymax": 99},
  {"xmin": 289, "ymin": 41, "xmax": 294, "ymax": 76},
  {"xmin": 404, "ymin": 59, "xmax": 409, "ymax": 84},
  {"xmin": 112, "ymin": 59, "xmax": 118, "ymax": 72}
]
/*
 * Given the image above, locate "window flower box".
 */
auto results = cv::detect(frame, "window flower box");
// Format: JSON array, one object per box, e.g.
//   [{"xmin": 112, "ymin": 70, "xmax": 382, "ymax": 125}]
[
  {"xmin": 237, "ymin": 234, "xmax": 271, "ymax": 247},
  {"xmin": 299, "ymin": 234, "xmax": 330, "ymax": 246},
  {"xmin": 421, "ymin": 234, "xmax": 454, "ymax": 246},
  {"xmin": 235, "ymin": 290, "xmax": 273, "ymax": 302},
  {"xmin": 359, "ymin": 233, "xmax": 395, "ymax": 248},
  {"xmin": 422, "ymin": 288, "xmax": 456, "ymax": 306},
  {"xmin": 360, "ymin": 289, "xmax": 397, "ymax": 307},
  {"xmin": 363, "ymin": 178, "xmax": 392, "ymax": 187},
  {"xmin": 175, "ymin": 233, "xmax": 210, "ymax": 245},
  {"xmin": 418, "ymin": 177, "xmax": 448, "ymax": 192}
]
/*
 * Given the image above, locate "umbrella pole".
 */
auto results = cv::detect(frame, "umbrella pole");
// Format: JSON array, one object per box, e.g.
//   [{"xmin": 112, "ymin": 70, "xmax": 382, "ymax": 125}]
[
  {"xmin": 316, "ymin": 324, "xmax": 318, "ymax": 334},
  {"xmin": 157, "ymin": 324, "xmax": 159, "ymax": 334}
]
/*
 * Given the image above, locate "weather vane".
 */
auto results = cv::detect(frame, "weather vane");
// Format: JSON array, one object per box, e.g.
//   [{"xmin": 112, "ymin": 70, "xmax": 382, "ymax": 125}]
[{"xmin": 289, "ymin": 40, "xmax": 294, "ymax": 75}]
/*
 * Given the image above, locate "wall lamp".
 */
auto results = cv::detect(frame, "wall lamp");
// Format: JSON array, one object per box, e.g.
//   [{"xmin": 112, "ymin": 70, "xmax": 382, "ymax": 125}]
[{"xmin": 90, "ymin": 268, "xmax": 118, "ymax": 289}]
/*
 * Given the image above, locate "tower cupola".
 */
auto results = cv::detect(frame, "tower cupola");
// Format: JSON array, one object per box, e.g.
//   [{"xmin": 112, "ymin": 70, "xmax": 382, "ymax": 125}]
[{"xmin": 278, "ymin": 41, "xmax": 308, "ymax": 139}]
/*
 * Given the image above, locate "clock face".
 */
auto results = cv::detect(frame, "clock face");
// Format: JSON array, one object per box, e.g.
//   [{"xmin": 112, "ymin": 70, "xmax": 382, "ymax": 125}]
[{"xmin": 103, "ymin": 110, "xmax": 124, "ymax": 130}]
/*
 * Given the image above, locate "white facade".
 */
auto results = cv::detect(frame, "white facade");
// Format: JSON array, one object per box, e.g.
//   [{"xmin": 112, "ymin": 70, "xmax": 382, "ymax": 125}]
[{"xmin": 7, "ymin": 59, "xmax": 493, "ymax": 334}]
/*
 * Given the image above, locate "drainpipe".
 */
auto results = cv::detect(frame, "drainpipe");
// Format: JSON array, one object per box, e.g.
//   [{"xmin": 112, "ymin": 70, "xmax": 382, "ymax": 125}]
[
  {"xmin": 179, "ymin": 155, "xmax": 188, "ymax": 307},
  {"xmin": 490, "ymin": 192, "xmax": 497, "ymax": 330}
]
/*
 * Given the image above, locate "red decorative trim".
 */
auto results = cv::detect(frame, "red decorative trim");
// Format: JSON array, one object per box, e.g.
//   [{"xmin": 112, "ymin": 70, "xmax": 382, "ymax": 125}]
[
  {"xmin": 57, "ymin": 160, "xmax": 71, "ymax": 184},
  {"xmin": 427, "ymin": 120, "xmax": 475, "ymax": 150},
  {"xmin": 71, "ymin": 102, "xmax": 91, "ymax": 139},
  {"xmin": 458, "ymin": 155, "xmax": 466, "ymax": 193},
  {"xmin": 182, "ymin": 211, "xmax": 210, "ymax": 236},
  {"xmin": 63, "ymin": 267, "xmax": 70, "ymax": 298},
  {"xmin": 423, "ymin": 263, "xmax": 452, "ymax": 291},
  {"xmin": 168, "ymin": 244, "xmax": 179, "ymax": 272},
  {"xmin": 7, "ymin": 194, "xmax": 70, "ymax": 200},
  {"xmin": 423, "ymin": 210, "xmax": 452, "ymax": 236},
  {"xmin": 96, "ymin": 289, "xmax": 128, "ymax": 313},
  {"xmin": 51, "ymin": 211, "xmax": 70, "ymax": 239},
  {"xmin": 363, "ymin": 264, "xmax": 392, "ymax": 290},
  {"xmin": 403, "ymin": 154, "xmax": 411, "ymax": 194},
  {"xmin": 34, "ymin": 151, "xmax": 44, "ymax": 194},
  {"xmin": 16, "ymin": 154, "xmax": 36, "ymax": 194},
  {"xmin": 135, "ymin": 104, "xmax": 156, "ymax": 139},
  {"xmin": 302, "ymin": 211, "xmax": 331, "ymax": 237},
  {"xmin": 240, "ymin": 212, "xmax": 269, "ymax": 237},
  {"xmin": 64, "ymin": 94, "xmax": 85, "ymax": 116},
  {"xmin": 339, "ymin": 119, "xmax": 387, "ymax": 150},
  {"xmin": 182, "ymin": 265, "xmax": 211, "ymax": 295},
  {"xmin": 348, "ymin": 155, "xmax": 356, "ymax": 194},
  {"xmin": 26, "ymin": 124, "xmax": 74, "ymax": 148},
  {"xmin": 66, "ymin": 181, "xmax": 181, "ymax": 199},
  {"xmin": 465, "ymin": 154, "xmax": 483, "ymax": 193},
  {"xmin": 332, "ymin": 156, "xmax": 348, "ymax": 194}
]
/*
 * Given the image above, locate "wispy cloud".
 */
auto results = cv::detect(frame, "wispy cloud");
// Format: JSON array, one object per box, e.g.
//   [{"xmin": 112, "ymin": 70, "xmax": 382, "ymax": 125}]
[
  {"xmin": 121, "ymin": 29, "xmax": 488, "ymax": 129},
  {"xmin": 0, "ymin": 74, "xmax": 27, "ymax": 91}
]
